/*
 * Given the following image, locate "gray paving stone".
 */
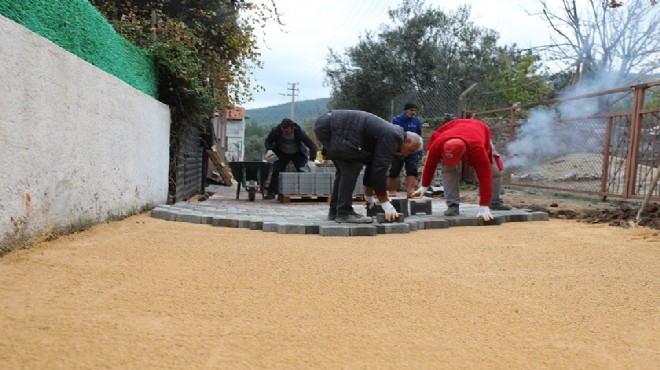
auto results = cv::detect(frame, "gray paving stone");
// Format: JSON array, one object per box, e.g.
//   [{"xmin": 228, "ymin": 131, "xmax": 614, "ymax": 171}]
[
  {"xmin": 424, "ymin": 219, "xmax": 449, "ymax": 229},
  {"xmin": 530, "ymin": 211, "xmax": 550, "ymax": 221},
  {"xmin": 376, "ymin": 213, "xmax": 406, "ymax": 223},
  {"xmin": 249, "ymin": 220, "xmax": 264, "ymax": 230},
  {"xmin": 151, "ymin": 209, "xmax": 176, "ymax": 221},
  {"xmin": 366, "ymin": 204, "xmax": 384, "ymax": 217},
  {"xmin": 277, "ymin": 223, "xmax": 307, "ymax": 234},
  {"xmin": 304, "ymin": 224, "xmax": 320, "ymax": 234},
  {"xmin": 237, "ymin": 218, "xmax": 252, "ymax": 228},
  {"xmin": 390, "ymin": 198, "xmax": 409, "ymax": 217},
  {"xmin": 177, "ymin": 213, "xmax": 202, "ymax": 223},
  {"xmin": 319, "ymin": 225, "xmax": 351, "ymax": 237},
  {"xmin": 349, "ymin": 225, "xmax": 377, "ymax": 236},
  {"xmin": 375, "ymin": 223, "xmax": 410, "ymax": 234},
  {"xmin": 410, "ymin": 199, "xmax": 433, "ymax": 215},
  {"xmin": 477, "ymin": 215, "xmax": 506, "ymax": 226},
  {"xmin": 262, "ymin": 222, "xmax": 279, "ymax": 232}
]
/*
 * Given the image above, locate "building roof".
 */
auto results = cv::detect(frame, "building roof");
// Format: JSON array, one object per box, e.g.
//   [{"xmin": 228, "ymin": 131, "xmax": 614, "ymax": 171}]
[{"xmin": 225, "ymin": 107, "xmax": 245, "ymax": 120}]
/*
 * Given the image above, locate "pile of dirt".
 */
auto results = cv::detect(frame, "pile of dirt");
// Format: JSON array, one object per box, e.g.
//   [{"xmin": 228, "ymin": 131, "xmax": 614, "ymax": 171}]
[
  {"xmin": 523, "ymin": 202, "xmax": 660, "ymax": 230},
  {"xmin": 460, "ymin": 185, "xmax": 660, "ymax": 230}
]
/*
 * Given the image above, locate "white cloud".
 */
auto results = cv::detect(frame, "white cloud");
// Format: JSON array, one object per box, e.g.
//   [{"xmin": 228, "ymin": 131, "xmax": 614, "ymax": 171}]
[{"xmin": 243, "ymin": 0, "xmax": 554, "ymax": 109}]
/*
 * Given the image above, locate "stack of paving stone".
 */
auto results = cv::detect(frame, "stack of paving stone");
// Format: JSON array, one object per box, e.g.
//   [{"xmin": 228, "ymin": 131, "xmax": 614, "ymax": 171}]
[{"xmin": 278, "ymin": 172, "xmax": 299, "ymax": 194}]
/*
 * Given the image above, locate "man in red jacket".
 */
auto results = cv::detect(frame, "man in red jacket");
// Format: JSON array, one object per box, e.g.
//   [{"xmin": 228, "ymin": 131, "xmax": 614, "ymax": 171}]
[{"xmin": 411, "ymin": 118, "xmax": 511, "ymax": 221}]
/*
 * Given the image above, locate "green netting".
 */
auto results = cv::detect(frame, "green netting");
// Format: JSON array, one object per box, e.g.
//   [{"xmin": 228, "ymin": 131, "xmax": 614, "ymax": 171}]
[{"xmin": 0, "ymin": 0, "xmax": 156, "ymax": 97}]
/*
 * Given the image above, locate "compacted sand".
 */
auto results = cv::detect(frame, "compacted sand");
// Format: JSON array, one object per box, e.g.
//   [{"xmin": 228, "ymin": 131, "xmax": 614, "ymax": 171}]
[{"xmin": 1, "ymin": 213, "xmax": 658, "ymax": 369}]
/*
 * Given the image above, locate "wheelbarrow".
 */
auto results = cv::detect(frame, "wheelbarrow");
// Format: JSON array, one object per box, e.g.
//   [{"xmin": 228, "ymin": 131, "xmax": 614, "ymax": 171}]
[{"xmin": 228, "ymin": 161, "xmax": 272, "ymax": 201}]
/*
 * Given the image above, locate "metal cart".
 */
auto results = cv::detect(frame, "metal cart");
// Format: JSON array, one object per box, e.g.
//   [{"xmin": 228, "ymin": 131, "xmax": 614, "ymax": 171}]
[{"xmin": 228, "ymin": 161, "xmax": 272, "ymax": 201}]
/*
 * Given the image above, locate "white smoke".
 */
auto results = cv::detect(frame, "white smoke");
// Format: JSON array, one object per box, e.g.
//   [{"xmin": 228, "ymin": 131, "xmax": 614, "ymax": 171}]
[{"xmin": 503, "ymin": 70, "xmax": 628, "ymax": 169}]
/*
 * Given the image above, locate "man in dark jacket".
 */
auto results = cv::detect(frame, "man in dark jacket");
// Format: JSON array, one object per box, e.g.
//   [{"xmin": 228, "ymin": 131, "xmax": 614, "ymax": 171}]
[
  {"xmin": 263, "ymin": 118, "xmax": 318, "ymax": 199},
  {"xmin": 313, "ymin": 110, "xmax": 423, "ymax": 223}
]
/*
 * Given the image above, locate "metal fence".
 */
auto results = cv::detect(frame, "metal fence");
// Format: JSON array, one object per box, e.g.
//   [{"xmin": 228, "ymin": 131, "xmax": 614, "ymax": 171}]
[{"xmin": 469, "ymin": 81, "xmax": 660, "ymax": 200}]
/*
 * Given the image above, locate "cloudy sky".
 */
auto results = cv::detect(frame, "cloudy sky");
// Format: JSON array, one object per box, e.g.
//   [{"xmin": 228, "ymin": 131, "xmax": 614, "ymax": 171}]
[{"xmin": 243, "ymin": 0, "xmax": 558, "ymax": 109}]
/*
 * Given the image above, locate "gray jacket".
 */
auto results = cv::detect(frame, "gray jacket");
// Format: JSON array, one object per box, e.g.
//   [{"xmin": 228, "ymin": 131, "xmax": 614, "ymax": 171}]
[{"xmin": 325, "ymin": 110, "xmax": 404, "ymax": 191}]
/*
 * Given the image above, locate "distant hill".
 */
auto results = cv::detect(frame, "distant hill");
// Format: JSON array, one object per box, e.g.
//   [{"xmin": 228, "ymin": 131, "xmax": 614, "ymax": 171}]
[{"xmin": 245, "ymin": 97, "xmax": 330, "ymax": 125}]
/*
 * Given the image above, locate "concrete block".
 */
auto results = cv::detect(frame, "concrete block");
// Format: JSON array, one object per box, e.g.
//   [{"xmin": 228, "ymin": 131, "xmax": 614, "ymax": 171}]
[
  {"xmin": 375, "ymin": 223, "xmax": 410, "ymax": 234},
  {"xmin": 262, "ymin": 222, "xmax": 279, "ymax": 232},
  {"xmin": 530, "ymin": 211, "xmax": 550, "ymax": 221},
  {"xmin": 277, "ymin": 223, "xmax": 307, "ymax": 234},
  {"xmin": 199, "ymin": 214, "xmax": 215, "ymax": 224},
  {"xmin": 366, "ymin": 204, "xmax": 384, "ymax": 217},
  {"xmin": 314, "ymin": 173, "xmax": 334, "ymax": 194},
  {"xmin": 237, "ymin": 218, "xmax": 252, "ymax": 228},
  {"xmin": 376, "ymin": 213, "xmax": 406, "ymax": 223},
  {"xmin": 212, "ymin": 216, "xmax": 239, "ymax": 228},
  {"xmin": 477, "ymin": 215, "xmax": 506, "ymax": 226},
  {"xmin": 453, "ymin": 217, "xmax": 480, "ymax": 227},
  {"xmin": 409, "ymin": 199, "xmax": 433, "ymax": 215},
  {"xmin": 304, "ymin": 224, "xmax": 320, "ymax": 234},
  {"xmin": 349, "ymin": 225, "xmax": 377, "ymax": 236},
  {"xmin": 279, "ymin": 173, "xmax": 299, "ymax": 194},
  {"xmin": 389, "ymin": 198, "xmax": 409, "ymax": 217},
  {"xmin": 249, "ymin": 220, "xmax": 264, "ymax": 230},
  {"xmin": 405, "ymin": 221, "xmax": 418, "ymax": 231},
  {"xmin": 508, "ymin": 213, "xmax": 532, "ymax": 222},
  {"xmin": 424, "ymin": 219, "xmax": 449, "ymax": 229},
  {"xmin": 177, "ymin": 213, "xmax": 202, "ymax": 224},
  {"xmin": 151, "ymin": 209, "xmax": 176, "ymax": 221},
  {"xmin": 319, "ymin": 225, "xmax": 351, "ymax": 237}
]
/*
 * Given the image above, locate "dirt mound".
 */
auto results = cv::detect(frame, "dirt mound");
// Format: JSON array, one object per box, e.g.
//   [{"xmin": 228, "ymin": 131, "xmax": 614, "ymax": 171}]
[{"xmin": 521, "ymin": 202, "xmax": 660, "ymax": 230}]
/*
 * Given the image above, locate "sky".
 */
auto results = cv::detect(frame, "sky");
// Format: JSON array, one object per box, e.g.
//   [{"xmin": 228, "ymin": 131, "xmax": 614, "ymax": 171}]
[{"xmin": 242, "ymin": 0, "xmax": 557, "ymax": 110}]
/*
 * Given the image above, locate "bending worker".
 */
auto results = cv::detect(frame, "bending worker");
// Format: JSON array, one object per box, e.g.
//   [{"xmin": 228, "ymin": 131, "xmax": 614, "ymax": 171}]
[
  {"xmin": 313, "ymin": 110, "xmax": 423, "ymax": 224},
  {"xmin": 411, "ymin": 118, "xmax": 511, "ymax": 221},
  {"xmin": 263, "ymin": 118, "xmax": 318, "ymax": 199}
]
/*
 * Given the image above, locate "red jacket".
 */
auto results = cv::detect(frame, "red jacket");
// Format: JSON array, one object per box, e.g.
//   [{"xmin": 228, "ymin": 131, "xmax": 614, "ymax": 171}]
[{"xmin": 421, "ymin": 119, "xmax": 494, "ymax": 206}]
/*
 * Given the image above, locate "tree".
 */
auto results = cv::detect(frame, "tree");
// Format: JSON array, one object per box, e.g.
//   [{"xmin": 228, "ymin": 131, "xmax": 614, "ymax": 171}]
[
  {"xmin": 90, "ymin": 0, "xmax": 281, "ymax": 133},
  {"xmin": 533, "ymin": 0, "xmax": 660, "ymax": 87},
  {"xmin": 325, "ymin": 0, "xmax": 551, "ymax": 119}
]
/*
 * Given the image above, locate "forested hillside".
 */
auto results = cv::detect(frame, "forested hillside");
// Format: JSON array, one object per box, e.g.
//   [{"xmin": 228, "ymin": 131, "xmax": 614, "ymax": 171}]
[{"xmin": 245, "ymin": 97, "xmax": 330, "ymax": 125}]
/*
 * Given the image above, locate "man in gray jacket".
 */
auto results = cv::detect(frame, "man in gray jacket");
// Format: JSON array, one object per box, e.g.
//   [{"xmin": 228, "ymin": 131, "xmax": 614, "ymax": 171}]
[{"xmin": 314, "ymin": 110, "xmax": 423, "ymax": 223}]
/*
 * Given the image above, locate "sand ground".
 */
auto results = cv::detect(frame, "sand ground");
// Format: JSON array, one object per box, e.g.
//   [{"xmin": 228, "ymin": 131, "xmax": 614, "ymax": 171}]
[{"xmin": 1, "ymin": 212, "xmax": 659, "ymax": 369}]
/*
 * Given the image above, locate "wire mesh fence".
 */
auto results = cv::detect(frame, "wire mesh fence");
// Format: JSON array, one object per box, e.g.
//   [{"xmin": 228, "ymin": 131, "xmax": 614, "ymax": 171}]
[{"xmin": 472, "ymin": 81, "xmax": 660, "ymax": 200}]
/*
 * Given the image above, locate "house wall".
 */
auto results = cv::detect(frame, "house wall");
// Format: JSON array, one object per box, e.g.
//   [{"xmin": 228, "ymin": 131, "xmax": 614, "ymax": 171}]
[{"xmin": 0, "ymin": 15, "xmax": 170, "ymax": 242}]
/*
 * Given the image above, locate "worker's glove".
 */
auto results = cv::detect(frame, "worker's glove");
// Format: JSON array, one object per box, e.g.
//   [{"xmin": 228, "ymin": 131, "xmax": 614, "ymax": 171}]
[
  {"xmin": 380, "ymin": 201, "xmax": 400, "ymax": 222},
  {"xmin": 476, "ymin": 206, "xmax": 494, "ymax": 222},
  {"xmin": 263, "ymin": 150, "xmax": 275, "ymax": 160},
  {"xmin": 364, "ymin": 195, "xmax": 380, "ymax": 209},
  {"xmin": 314, "ymin": 159, "xmax": 321, "ymax": 165},
  {"xmin": 409, "ymin": 186, "xmax": 428, "ymax": 198},
  {"xmin": 307, "ymin": 160, "xmax": 317, "ymax": 170}
]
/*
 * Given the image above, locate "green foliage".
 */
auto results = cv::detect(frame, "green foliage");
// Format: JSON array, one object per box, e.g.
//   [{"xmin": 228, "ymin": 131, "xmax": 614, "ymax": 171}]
[
  {"xmin": 90, "ymin": 0, "xmax": 279, "ymax": 134},
  {"xmin": 243, "ymin": 121, "xmax": 270, "ymax": 160},
  {"xmin": 325, "ymin": 0, "xmax": 552, "ymax": 117}
]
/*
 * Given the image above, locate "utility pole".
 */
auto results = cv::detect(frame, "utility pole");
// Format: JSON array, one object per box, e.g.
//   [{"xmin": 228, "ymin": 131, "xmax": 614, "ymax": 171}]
[{"xmin": 285, "ymin": 82, "xmax": 299, "ymax": 121}]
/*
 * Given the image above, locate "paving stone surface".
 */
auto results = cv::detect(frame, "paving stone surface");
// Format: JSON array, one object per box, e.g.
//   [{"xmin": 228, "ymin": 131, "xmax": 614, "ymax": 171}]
[{"xmin": 150, "ymin": 184, "xmax": 548, "ymax": 237}]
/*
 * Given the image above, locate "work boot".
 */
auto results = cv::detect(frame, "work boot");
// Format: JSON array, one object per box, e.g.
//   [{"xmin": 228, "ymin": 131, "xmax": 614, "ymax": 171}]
[
  {"xmin": 327, "ymin": 212, "xmax": 336, "ymax": 221},
  {"xmin": 335, "ymin": 213, "xmax": 373, "ymax": 224},
  {"xmin": 444, "ymin": 205, "xmax": 460, "ymax": 216},
  {"xmin": 489, "ymin": 203, "xmax": 512, "ymax": 211}
]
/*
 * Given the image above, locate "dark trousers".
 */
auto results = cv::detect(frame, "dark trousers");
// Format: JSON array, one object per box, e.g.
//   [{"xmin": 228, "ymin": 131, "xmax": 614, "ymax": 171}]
[
  {"xmin": 313, "ymin": 113, "xmax": 364, "ymax": 218},
  {"xmin": 329, "ymin": 159, "xmax": 363, "ymax": 218},
  {"xmin": 268, "ymin": 151, "xmax": 307, "ymax": 195},
  {"xmin": 388, "ymin": 153, "xmax": 420, "ymax": 178}
]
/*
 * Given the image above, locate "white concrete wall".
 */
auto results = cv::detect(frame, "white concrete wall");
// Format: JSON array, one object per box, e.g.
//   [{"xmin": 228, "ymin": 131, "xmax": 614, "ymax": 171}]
[{"xmin": 0, "ymin": 15, "xmax": 171, "ymax": 241}]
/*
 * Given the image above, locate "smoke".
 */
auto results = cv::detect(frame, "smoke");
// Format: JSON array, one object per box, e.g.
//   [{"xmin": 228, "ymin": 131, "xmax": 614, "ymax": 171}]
[{"xmin": 503, "ymin": 70, "xmax": 626, "ymax": 169}]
